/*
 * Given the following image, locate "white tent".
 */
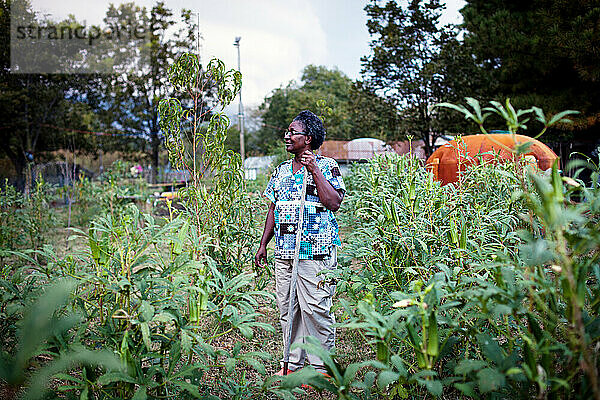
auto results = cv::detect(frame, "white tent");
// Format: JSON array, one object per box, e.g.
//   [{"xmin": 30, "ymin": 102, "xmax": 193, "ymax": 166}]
[{"xmin": 345, "ymin": 138, "xmax": 393, "ymax": 160}]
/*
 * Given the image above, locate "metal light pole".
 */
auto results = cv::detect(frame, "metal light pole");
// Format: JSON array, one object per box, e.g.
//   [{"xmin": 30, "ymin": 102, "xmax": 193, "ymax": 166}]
[
  {"xmin": 192, "ymin": 12, "xmax": 201, "ymax": 60},
  {"xmin": 233, "ymin": 36, "xmax": 245, "ymax": 167}
]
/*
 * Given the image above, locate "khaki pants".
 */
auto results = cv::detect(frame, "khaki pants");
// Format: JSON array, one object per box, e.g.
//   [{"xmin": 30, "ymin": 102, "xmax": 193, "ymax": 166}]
[{"xmin": 274, "ymin": 248, "xmax": 337, "ymax": 372}]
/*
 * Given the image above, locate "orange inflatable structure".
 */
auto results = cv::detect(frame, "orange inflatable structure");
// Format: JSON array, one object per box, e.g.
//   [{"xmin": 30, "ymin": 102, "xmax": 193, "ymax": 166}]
[{"xmin": 426, "ymin": 134, "xmax": 559, "ymax": 185}]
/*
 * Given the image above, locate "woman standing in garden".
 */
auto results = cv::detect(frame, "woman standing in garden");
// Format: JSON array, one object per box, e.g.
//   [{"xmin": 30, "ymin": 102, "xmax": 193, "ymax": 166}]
[{"xmin": 254, "ymin": 110, "xmax": 345, "ymax": 375}]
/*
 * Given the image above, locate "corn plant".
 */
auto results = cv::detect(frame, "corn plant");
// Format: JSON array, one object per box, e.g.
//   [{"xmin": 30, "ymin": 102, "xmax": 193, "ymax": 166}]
[
  {"xmin": 340, "ymin": 152, "xmax": 524, "ymax": 298},
  {"xmin": 324, "ymin": 100, "xmax": 600, "ymax": 399},
  {"xmin": 0, "ymin": 280, "xmax": 120, "ymax": 399},
  {"xmin": 0, "ymin": 179, "xmax": 56, "ymax": 262},
  {"xmin": 40, "ymin": 203, "xmax": 272, "ymax": 399}
]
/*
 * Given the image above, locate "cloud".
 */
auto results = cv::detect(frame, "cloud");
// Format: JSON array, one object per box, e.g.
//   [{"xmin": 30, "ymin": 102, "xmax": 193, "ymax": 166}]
[
  {"xmin": 28, "ymin": 0, "xmax": 463, "ymax": 111},
  {"xmin": 200, "ymin": 0, "xmax": 327, "ymax": 107}
]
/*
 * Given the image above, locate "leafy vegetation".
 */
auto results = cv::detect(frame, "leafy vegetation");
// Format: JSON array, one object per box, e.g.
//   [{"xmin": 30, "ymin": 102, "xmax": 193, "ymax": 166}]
[
  {"xmin": 284, "ymin": 101, "xmax": 600, "ymax": 399},
  {"xmin": 255, "ymin": 65, "xmax": 402, "ymax": 153},
  {"xmin": 361, "ymin": 0, "xmax": 454, "ymax": 155},
  {"xmin": 329, "ymin": 152, "xmax": 599, "ymax": 398},
  {"xmin": 460, "ymin": 0, "xmax": 600, "ymax": 129},
  {"xmin": 1, "ymin": 14, "xmax": 599, "ymax": 395}
]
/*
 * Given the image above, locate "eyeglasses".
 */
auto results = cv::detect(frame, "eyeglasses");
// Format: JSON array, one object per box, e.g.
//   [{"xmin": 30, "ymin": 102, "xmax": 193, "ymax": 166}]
[{"xmin": 282, "ymin": 129, "xmax": 309, "ymax": 138}]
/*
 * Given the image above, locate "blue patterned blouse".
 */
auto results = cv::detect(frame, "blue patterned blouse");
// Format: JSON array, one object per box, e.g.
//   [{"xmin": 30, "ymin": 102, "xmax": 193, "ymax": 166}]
[{"xmin": 264, "ymin": 155, "xmax": 346, "ymax": 260}]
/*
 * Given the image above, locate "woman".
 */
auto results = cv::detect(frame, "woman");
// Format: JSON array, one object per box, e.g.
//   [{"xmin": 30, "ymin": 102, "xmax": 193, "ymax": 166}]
[{"xmin": 254, "ymin": 110, "xmax": 345, "ymax": 375}]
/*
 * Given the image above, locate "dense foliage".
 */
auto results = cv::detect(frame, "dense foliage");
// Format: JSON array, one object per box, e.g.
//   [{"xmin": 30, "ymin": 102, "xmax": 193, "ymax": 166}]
[
  {"xmin": 0, "ymin": 179, "xmax": 55, "ymax": 261},
  {"xmin": 3, "ymin": 140, "xmax": 599, "ymax": 399},
  {"xmin": 282, "ymin": 101, "xmax": 600, "ymax": 399},
  {"xmin": 461, "ymin": 0, "xmax": 600, "ymax": 131},
  {"xmin": 0, "ymin": 54, "xmax": 283, "ymax": 399},
  {"xmin": 361, "ymin": 0, "xmax": 456, "ymax": 155},
  {"xmin": 2, "ymin": 41, "xmax": 600, "ymax": 399},
  {"xmin": 255, "ymin": 65, "xmax": 402, "ymax": 154},
  {"xmin": 0, "ymin": 0, "xmax": 198, "ymax": 187},
  {"xmin": 316, "ymin": 151, "xmax": 599, "ymax": 399},
  {"xmin": 101, "ymin": 2, "xmax": 198, "ymax": 183}
]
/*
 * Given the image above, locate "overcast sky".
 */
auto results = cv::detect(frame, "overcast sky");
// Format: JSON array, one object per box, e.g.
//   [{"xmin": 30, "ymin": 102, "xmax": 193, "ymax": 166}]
[{"xmin": 31, "ymin": 0, "xmax": 465, "ymax": 111}]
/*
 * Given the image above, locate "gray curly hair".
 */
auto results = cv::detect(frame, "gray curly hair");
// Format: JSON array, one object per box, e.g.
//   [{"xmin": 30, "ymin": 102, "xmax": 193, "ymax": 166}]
[{"xmin": 293, "ymin": 110, "xmax": 326, "ymax": 150}]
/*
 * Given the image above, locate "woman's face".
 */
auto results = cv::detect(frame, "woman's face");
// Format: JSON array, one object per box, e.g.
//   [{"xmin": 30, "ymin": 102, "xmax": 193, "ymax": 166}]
[{"xmin": 284, "ymin": 120, "xmax": 311, "ymax": 154}]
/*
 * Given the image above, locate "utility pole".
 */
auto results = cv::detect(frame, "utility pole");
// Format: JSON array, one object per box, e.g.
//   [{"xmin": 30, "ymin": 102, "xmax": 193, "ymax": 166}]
[
  {"xmin": 196, "ymin": 12, "xmax": 200, "ymax": 57},
  {"xmin": 233, "ymin": 36, "xmax": 245, "ymax": 167},
  {"xmin": 191, "ymin": 12, "xmax": 201, "ymax": 60}
]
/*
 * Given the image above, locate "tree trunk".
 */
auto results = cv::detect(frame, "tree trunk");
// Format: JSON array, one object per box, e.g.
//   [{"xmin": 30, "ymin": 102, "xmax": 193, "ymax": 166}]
[
  {"xmin": 420, "ymin": 104, "xmax": 434, "ymax": 158},
  {"xmin": 421, "ymin": 131, "xmax": 433, "ymax": 157},
  {"xmin": 7, "ymin": 152, "xmax": 27, "ymax": 192}
]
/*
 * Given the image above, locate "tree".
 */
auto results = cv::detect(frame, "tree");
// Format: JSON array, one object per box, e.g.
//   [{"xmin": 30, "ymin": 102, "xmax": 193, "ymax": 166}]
[
  {"xmin": 348, "ymin": 80, "xmax": 403, "ymax": 141},
  {"xmin": 459, "ymin": 0, "xmax": 600, "ymax": 138},
  {"xmin": 255, "ymin": 64, "xmax": 401, "ymax": 154},
  {"xmin": 0, "ymin": 0, "xmax": 103, "ymax": 190},
  {"xmin": 361, "ymin": 0, "xmax": 452, "ymax": 155},
  {"xmin": 98, "ymin": 2, "xmax": 197, "ymax": 183},
  {"xmin": 430, "ymin": 37, "xmax": 500, "ymax": 134},
  {"xmin": 259, "ymin": 65, "xmax": 353, "ymax": 142},
  {"xmin": 0, "ymin": 1, "xmax": 200, "ymax": 188}
]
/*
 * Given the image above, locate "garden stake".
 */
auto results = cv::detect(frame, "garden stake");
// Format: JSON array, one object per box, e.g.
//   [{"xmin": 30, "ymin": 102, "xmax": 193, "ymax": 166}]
[{"xmin": 283, "ymin": 165, "xmax": 308, "ymax": 375}]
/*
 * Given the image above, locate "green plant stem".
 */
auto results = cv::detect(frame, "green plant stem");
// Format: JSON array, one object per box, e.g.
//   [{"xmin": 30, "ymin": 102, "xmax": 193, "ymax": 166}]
[{"xmin": 555, "ymin": 230, "xmax": 600, "ymax": 399}]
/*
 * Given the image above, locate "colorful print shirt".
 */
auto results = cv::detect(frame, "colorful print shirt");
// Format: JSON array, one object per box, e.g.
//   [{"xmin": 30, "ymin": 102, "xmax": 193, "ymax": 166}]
[{"xmin": 264, "ymin": 156, "xmax": 346, "ymax": 260}]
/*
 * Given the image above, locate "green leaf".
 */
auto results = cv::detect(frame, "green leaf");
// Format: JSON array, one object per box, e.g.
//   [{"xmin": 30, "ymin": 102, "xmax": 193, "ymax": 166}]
[
  {"xmin": 292, "ymin": 338, "xmax": 340, "ymax": 381},
  {"xmin": 465, "ymin": 97, "xmax": 488, "ymax": 124},
  {"xmin": 173, "ymin": 220, "xmax": 189, "ymax": 254},
  {"xmin": 435, "ymin": 102, "xmax": 468, "ymax": 114},
  {"xmin": 139, "ymin": 301, "xmax": 155, "ymax": 322},
  {"xmin": 390, "ymin": 355, "xmax": 408, "ymax": 377},
  {"xmin": 181, "ymin": 330, "xmax": 192, "ymax": 354},
  {"xmin": 97, "ymin": 371, "xmax": 137, "ymax": 385},
  {"xmin": 224, "ymin": 357, "xmax": 235, "ymax": 373},
  {"xmin": 477, "ymin": 368, "xmax": 506, "ymax": 393},
  {"xmin": 531, "ymin": 106, "xmax": 546, "ymax": 125},
  {"xmin": 547, "ymin": 110, "xmax": 579, "ymax": 126},
  {"xmin": 131, "ymin": 386, "xmax": 147, "ymax": 400},
  {"xmin": 172, "ymin": 381, "xmax": 202, "ymax": 398},
  {"xmin": 454, "ymin": 382, "xmax": 478, "ymax": 398},
  {"xmin": 476, "ymin": 334, "xmax": 504, "ymax": 365},
  {"xmin": 280, "ymin": 367, "xmax": 335, "ymax": 392},
  {"xmin": 549, "ymin": 377, "xmax": 570, "ymax": 390},
  {"xmin": 26, "ymin": 349, "xmax": 122, "ymax": 399},
  {"xmin": 455, "ymin": 359, "xmax": 487, "ymax": 375},
  {"xmin": 237, "ymin": 324, "xmax": 253, "ymax": 339},
  {"xmin": 243, "ymin": 357, "xmax": 266, "ymax": 376},
  {"xmin": 377, "ymin": 370, "xmax": 400, "ymax": 390},
  {"xmin": 153, "ymin": 312, "xmax": 176, "ymax": 324},
  {"xmin": 52, "ymin": 373, "xmax": 84, "ymax": 384},
  {"xmin": 168, "ymin": 341, "xmax": 182, "ymax": 376},
  {"xmin": 415, "ymin": 378, "xmax": 443, "ymax": 397},
  {"xmin": 140, "ymin": 322, "xmax": 151, "ymax": 351},
  {"xmin": 343, "ymin": 362, "xmax": 363, "ymax": 385},
  {"xmin": 492, "ymin": 304, "xmax": 513, "ymax": 317}
]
